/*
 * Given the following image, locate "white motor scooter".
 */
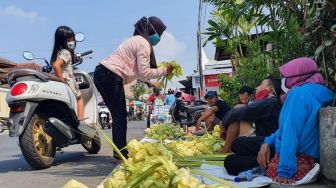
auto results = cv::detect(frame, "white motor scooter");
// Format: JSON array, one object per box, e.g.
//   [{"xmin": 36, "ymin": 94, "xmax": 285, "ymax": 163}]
[
  {"xmin": 5, "ymin": 33, "xmax": 101, "ymax": 170},
  {"xmin": 98, "ymin": 101, "xmax": 111, "ymax": 129}
]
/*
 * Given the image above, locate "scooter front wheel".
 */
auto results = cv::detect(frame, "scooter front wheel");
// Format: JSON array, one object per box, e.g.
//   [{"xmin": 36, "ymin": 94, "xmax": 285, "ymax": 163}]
[{"xmin": 19, "ymin": 111, "xmax": 56, "ymax": 169}]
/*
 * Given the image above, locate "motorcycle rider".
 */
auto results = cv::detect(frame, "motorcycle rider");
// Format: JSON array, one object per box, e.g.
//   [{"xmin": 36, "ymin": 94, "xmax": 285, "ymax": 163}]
[
  {"xmin": 99, "ymin": 101, "xmax": 110, "ymax": 127},
  {"xmin": 50, "ymin": 26, "xmax": 88, "ymax": 127},
  {"xmin": 173, "ymin": 91, "xmax": 186, "ymax": 123},
  {"xmin": 94, "ymin": 16, "xmax": 172, "ymax": 159}
]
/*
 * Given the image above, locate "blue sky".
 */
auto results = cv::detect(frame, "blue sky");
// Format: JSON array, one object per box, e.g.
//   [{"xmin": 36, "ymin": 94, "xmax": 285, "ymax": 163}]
[{"xmin": 0, "ymin": 0, "xmax": 215, "ymax": 80}]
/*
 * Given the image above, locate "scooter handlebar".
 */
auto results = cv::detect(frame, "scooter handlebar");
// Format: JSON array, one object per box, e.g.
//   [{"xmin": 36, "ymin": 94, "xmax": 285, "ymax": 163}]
[{"xmin": 78, "ymin": 50, "xmax": 93, "ymax": 57}]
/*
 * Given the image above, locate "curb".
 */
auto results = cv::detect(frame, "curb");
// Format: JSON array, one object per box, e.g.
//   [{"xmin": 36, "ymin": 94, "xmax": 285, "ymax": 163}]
[
  {"xmin": 96, "ymin": 171, "xmax": 112, "ymax": 188},
  {"xmin": 0, "ymin": 130, "xmax": 8, "ymax": 135}
]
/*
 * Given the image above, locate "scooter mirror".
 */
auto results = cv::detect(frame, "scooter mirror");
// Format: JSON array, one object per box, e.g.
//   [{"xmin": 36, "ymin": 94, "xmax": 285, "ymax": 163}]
[
  {"xmin": 75, "ymin": 32, "xmax": 85, "ymax": 42},
  {"xmin": 23, "ymin": 51, "xmax": 34, "ymax": 60}
]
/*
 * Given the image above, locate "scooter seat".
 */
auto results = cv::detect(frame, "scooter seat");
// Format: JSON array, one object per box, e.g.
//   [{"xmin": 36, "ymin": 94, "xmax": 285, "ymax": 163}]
[
  {"xmin": 8, "ymin": 69, "xmax": 63, "ymax": 84},
  {"xmin": 185, "ymin": 105, "xmax": 206, "ymax": 114},
  {"xmin": 44, "ymin": 73, "xmax": 63, "ymax": 82},
  {"xmin": 180, "ymin": 119, "xmax": 194, "ymax": 126}
]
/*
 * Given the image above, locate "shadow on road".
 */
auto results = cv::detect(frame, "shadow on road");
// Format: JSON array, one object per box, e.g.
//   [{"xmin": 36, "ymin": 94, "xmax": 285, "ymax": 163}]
[
  {"xmin": 35, "ymin": 152, "xmax": 117, "ymax": 178},
  {"xmin": 0, "ymin": 154, "xmax": 33, "ymax": 173},
  {"xmin": 0, "ymin": 151, "xmax": 116, "ymax": 178}
]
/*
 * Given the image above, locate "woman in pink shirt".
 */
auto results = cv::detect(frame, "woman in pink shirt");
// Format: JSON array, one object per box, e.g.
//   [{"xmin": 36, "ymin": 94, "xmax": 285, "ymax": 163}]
[{"xmin": 94, "ymin": 16, "xmax": 172, "ymax": 159}]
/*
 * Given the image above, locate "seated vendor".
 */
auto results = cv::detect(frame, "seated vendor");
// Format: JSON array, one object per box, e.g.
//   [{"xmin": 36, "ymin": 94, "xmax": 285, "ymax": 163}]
[
  {"xmin": 221, "ymin": 76, "xmax": 283, "ymax": 153},
  {"xmin": 195, "ymin": 91, "xmax": 230, "ymax": 132},
  {"xmin": 235, "ymin": 86, "xmax": 254, "ymax": 108},
  {"xmin": 225, "ymin": 57, "xmax": 334, "ymax": 185}
]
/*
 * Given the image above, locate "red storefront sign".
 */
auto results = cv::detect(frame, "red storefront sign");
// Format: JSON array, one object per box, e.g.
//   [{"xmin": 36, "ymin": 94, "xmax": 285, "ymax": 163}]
[{"xmin": 204, "ymin": 74, "xmax": 219, "ymax": 87}]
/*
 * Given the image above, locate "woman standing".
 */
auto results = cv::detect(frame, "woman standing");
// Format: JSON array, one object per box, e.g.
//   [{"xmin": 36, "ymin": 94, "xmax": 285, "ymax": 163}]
[{"xmin": 94, "ymin": 16, "xmax": 171, "ymax": 159}]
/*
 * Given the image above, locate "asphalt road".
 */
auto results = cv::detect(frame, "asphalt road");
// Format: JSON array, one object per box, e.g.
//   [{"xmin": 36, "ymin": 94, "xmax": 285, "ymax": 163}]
[{"xmin": 0, "ymin": 121, "xmax": 146, "ymax": 188}]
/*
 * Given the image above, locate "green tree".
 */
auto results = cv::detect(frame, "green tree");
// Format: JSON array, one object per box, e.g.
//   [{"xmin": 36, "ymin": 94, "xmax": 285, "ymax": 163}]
[
  {"xmin": 304, "ymin": 0, "xmax": 336, "ymax": 91},
  {"xmin": 203, "ymin": 0, "xmax": 336, "ymax": 100},
  {"xmin": 130, "ymin": 82, "xmax": 146, "ymax": 101},
  {"xmin": 203, "ymin": 0, "xmax": 313, "ymax": 68},
  {"xmin": 203, "ymin": 0, "xmax": 316, "ymax": 92},
  {"xmin": 218, "ymin": 75, "xmax": 242, "ymax": 107}
]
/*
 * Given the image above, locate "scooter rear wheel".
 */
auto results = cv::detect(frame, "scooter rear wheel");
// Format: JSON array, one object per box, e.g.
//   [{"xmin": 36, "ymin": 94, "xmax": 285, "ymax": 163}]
[{"xmin": 19, "ymin": 111, "xmax": 56, "ymax": 169}]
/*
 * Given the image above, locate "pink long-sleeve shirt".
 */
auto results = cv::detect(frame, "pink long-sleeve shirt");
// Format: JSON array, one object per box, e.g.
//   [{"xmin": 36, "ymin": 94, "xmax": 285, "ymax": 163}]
[{"xmin": 100, "ymin": 36, "xmax": 166, "ymax": 84}]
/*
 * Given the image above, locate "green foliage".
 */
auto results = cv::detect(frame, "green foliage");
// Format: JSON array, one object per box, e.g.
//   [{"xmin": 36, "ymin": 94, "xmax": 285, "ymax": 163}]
[
  {"xmin": 304, "ymin": 0, "xmax": 336, "ymax": 91},
  {"xmin": 203, "ymin": 0, "xmax": 336, "ymax": 104},
  {"xmin": 131, "ymin": 82, "xmax": 146, "ymax": 101},
  {"xmin": 218, "ymin": 75, "xmax": 241, "ymax": 107},
  {"xmin": 236, "ymin": 38, "xmax": 276, "ymax": 88},
  {"xmin": 203, "ymin": 0, "xmax": 312, "ymax": 65},
  {"xmin": 259, "ymin": 14, "xmax": 310, "ymax": 69}
]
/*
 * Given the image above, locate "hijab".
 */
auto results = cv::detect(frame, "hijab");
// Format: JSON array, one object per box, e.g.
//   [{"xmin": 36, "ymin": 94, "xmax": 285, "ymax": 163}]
[
  {"xmin": 133, "ymin": 16, "xmax": 167, "ymax": 68},
  {"xmin": 280, "ymin": 57, "xmax": 326, "ymax": 101}
]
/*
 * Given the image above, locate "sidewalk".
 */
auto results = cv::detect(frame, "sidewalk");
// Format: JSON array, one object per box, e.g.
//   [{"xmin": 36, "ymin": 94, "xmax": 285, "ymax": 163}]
[
  {"xmin": 269, "ymin": 176, "xmax": 336, "ymax": 188},
  {"xmin": 0, "ymin": 129, "xmax": 8, "ymax": 136}
]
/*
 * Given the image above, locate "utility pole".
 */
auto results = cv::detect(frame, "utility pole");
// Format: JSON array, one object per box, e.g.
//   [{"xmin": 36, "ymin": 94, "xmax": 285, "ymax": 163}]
[{"xmin": 197, "ymin": 0, "xmax": 204, "ymax": 99}]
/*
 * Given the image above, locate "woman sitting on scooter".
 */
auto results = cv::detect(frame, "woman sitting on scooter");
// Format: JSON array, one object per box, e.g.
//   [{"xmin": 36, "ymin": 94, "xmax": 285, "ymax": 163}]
[
  {"xmin": 50, "ymin": 26, "xmax": 88, "ymax": 128},
  {"xmin": 94, "ymin": 16, "xmax": 172, "ymax": 159}
]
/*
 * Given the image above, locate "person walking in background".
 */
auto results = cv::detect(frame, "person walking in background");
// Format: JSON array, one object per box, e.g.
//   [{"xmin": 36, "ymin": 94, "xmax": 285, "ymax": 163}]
[
  {"xmin": 94, "ymin": 16, "xmax": 172, "ymax": 159},
  {"xmin": 165, "ymin": 89, "xmax": 176, "ymax": 106},
  {"xmin": 147, "ymin": 87, "xmax": 164, "ymax": 128}
]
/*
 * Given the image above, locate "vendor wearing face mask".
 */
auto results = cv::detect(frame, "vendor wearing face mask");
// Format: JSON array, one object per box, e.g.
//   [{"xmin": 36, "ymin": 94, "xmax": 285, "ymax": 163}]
[
  {"xmin": 220, "ymin": 76, "xmax": 283, "ymax": 153},
  {"xmin": 224, "ymin": 58, "xmax": 333, "ymax": 186},
  {"xmin": 94, "ymin": 16, "xmax": 173, "ymax": 159}
]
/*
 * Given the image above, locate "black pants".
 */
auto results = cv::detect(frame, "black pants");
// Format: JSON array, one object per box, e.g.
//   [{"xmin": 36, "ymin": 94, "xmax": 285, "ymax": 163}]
[
  {"xmin": 147, "ymin": 113, "xmax": 151, "ymax": 128},
  {"xmin": 224, "ymin": 136, "xmax": 274, "ymax": 175},
  {"xmin": 94, "ymin": 65, "xmax": 128, "ymax": 156}
]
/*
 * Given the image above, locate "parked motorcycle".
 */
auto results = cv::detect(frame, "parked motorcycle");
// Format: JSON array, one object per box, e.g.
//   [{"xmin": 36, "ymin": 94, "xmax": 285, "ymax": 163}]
[
  {"xmin": 170, "ymin": 99, "xmax": 208, "ymax": 127},
  {"xmin": 98, "ymin": 102, "xmax": 111, "ymax": 129},
  {"xmin": 6, "ymin": 33, "xmax": 101, "ymax": 170}
]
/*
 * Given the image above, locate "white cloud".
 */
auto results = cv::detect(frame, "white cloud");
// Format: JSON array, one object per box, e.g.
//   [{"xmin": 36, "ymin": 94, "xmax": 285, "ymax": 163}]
[
  {"xmin": 153, "ymin": 32, "xmax": 188, "ymax": 89},
  {"xmin": 154, "ymin": 31, "xmax": 187, "ymax": 62},
  {"xmin": 0, "ymin": 5, "xmax": 44, "ymax": 22}
]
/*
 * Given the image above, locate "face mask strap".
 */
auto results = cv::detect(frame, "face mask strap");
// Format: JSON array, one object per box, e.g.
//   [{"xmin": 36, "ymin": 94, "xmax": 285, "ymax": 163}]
[{"xmin": 271, "ymin": 87, "xmax": 278, "ymax": 96}]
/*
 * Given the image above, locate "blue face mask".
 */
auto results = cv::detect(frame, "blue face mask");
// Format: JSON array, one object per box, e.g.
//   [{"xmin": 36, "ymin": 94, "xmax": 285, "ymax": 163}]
[{"xmin": 149, "ymin": 33, "xmax": 161, "ymax": 46}]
